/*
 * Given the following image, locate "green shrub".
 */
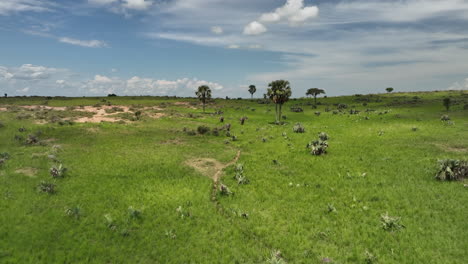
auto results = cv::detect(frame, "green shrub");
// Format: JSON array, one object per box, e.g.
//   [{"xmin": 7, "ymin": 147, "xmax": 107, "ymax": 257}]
[
  {"xmin": 435, "ymin": 159, "xmax": 468, "ymax": 181},
  {"xmin": 314, "ymin": 111, "xmax": 321, "ymax": 116},
  {"xmin": 290, "ymin": 106, "xmax": 303, "ymax": 112},
  {"xmin": 293, "ymin": 123, "xmax": 305, "ymax": 133},
  {"xmin": 128, "ymin": 206, "xmax": 142, "ymax": 219},
  {"xmin": 220, "ymin": 184, "xmax": 233, "ymax": 196},
  {"xmin": 0, "ymin": 122, "xmax": 4, "ymax": 128},
  {"xmin": 266, "ymin": 250, "xmax": 286, "ymax": 264}
]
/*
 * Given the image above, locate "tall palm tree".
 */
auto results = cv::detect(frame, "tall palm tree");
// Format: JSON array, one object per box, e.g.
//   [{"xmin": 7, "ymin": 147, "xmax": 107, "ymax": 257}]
[
  {"xmin": 306, "ymin": 88, "xmax": 325, "ymax": 105},
  {"xmin": 267, "ymin": 80, "xmax": 292, "ymax": 124},
  {"xmin": 248, "ymin": 85, "xmax": 256, "ymax": 99},
  {"xmin": 195, "ymin": 85, "xmax": 212, "ymax": 113}
]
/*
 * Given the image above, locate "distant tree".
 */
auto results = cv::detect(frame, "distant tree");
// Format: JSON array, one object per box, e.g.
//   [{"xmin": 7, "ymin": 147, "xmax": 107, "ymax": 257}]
[
  {"xmin": 248, "ymin": 85, "xmax": 257, "ymax": 99},
  {"xmin": 386, "ymin": 87, "xmax": 394, "ymax": 93},
  {"xmin": 4, "ymin": 93, "xmax": 7, "ymax": 98},
  {"xmin": 107, "ymin": 93, "xmax": 117, "ymax": 97},
  {"xmin": 195, "ymin": 85, "xmax": 212, "ymax": 113},
  {"xmin": 306, "ymin": 88, "xmax": 325, "ymax": 105},
  {"xmin": 267, "ymin": 80, "xmax": 292, "ymax": 124},
  {"xmin": 443, "ymin": 98, "xmax": 452, "ymax": 111}
]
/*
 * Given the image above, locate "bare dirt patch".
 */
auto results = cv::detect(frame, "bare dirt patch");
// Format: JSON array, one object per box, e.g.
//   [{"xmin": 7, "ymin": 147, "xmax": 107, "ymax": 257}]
[
  {"xmin": 15, "ymin": 167, "xmax": 39, "ymax": 178},
  {"xmin": 185, "ymin": 150, "xmax": 241, "ymax": 182},
  {"xmin": 174, "ymin": 102, "xmax": 198, "ymax": 109},
  {"xmin": 434, "ymin": 143, "xmax": 468, "ymax": 153}
]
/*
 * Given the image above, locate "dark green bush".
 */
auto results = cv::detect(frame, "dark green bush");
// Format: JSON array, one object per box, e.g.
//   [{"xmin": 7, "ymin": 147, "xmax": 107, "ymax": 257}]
[{"xmin": 435, "ymin": 159, "xmax": 468, "ymax": 181}]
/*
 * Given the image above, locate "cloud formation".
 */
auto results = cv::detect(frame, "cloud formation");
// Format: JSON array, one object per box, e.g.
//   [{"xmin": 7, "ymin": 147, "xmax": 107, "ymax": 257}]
[
  {"xmin": 59, "ymin": 37, "xmax": 108, "ymax": 48},
  {"xmin": 243, "ymin": 21, "xmax": 267, "ymax": 35},
  {"xmin": 0, "ymin": 0, "xmax": 55, "ymax": 15},
  {"xmin": 259, "ymin": 0, "xmax": 319, "ymax": 25},
  {"xmin": 0, "ymin": 64, "xmax": 224, "ymax": 96}
]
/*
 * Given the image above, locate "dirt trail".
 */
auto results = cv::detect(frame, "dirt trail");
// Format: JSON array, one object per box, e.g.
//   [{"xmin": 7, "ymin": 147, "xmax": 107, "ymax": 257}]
[{"xmin": 186, "ymin": 150, "xmax": 241, "ymax": 182}]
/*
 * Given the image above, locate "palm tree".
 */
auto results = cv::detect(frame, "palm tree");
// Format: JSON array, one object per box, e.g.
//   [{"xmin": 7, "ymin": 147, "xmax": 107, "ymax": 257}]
[
  {"xmin": 386, "ymin": 87, "xmax": 394, "ymax": 93},
  {"xmin": 267, "ymin": 80, "xmax": 292, "ymax": 124},
  {"xmin": 248, "ymin": 85, "xmax": 256, "ymax": 99},
  {"xmin": 443, "ymin": 98, "xmax": 451, "ymax": 111},
  {"xmin": 195, "ymin": 85, "xmax": 212, "ymax": 113},
  {"xmin": 306, "ymin": 88, "xmax": 325, "ymax": 105}
]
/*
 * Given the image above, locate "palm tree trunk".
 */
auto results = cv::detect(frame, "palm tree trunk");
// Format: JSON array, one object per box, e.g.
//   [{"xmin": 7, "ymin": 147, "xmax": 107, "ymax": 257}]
[
  {"xmin": 279, "ymin": 104, "xmax": 282, "ymax": 123},
  {"xmin": 275, "ymin": 104, "xmax": 279, "ymax": 123},
  {"xmin": 314, "ymin": 96, "xmax": 317, "ymax": 105}
]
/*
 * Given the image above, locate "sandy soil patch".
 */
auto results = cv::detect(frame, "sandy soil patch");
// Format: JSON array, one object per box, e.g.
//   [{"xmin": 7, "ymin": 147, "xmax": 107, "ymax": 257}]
[{"xmin": 15, "ymin": 167, "xmax": 39, "ymax": 178}]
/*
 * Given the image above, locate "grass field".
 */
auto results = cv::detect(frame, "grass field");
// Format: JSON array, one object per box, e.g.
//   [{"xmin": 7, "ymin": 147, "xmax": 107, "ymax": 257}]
[{"xmin": 0, "ymin": 90, "xmax": 467, "ymax": 263}]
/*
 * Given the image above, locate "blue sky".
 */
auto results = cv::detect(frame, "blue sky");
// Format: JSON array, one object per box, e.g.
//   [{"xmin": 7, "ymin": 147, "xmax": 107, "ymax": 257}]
[{"xmin": 1, "ymin": 0, "xmax": 468, "ymax": 97}]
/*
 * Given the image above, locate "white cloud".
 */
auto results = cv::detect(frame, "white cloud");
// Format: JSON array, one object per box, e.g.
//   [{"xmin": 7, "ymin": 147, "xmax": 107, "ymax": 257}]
[
  {"xmin": 0, "ymin": 0, "xmax": 55, "ymax": 15},
  {"xmin": 122, "ymin": 0, "xmax": 152, "ymax": 10},
  {"xmin": 88, "ymin": 0, "xmax": 118, "ymax": 5},
  {"xmin": 211, "ymin": 26, "xmax": 223, "ymax": 34},
  {"xmin": 59, "ymin": 37, "xmax": 108, "ymax": 48},
  {"xmin": 243, "ymin": 21, "xmax": 267, "ymax": 35},
  {"xmin": 227, "ymin": 44, "xmax": 240, "ymax": 49},
  {"xmin": 259, "ymin": 0, "xmax": 318, "ymax": 25}
]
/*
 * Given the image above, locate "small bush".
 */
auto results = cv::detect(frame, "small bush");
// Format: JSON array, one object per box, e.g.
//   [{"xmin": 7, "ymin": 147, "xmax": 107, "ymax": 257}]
[
  {"xmin": 219, "ymin": 116, "xmax": 224, "ymax": 123},
  {"xmin": 220, "ymin": 184, "xmax": 233, "ymax": 196},
  {"xmin": 380, "ymin": 212, "xmax": 404, "ymax": 232},
  {"xmin": 25, "ymin": 134, "xmax": 39, "ymax": 145},
  {"xmin": 293, "ymin": 123, "xmax": 305, "ymax": 133},
  {"xmin": 314, "ymin": 111, "xmax": 321, "ymax": 116},
  {"xmin": 364, "ymin": 250, "xmax": 377, "ymax": 264},
  {"xmin": 349, "ymin": 109, "xmax": 360, "ymax": 115},
  {"xmin": 318, "ymin": 132, "xmax": 329, "ymax": 141},
  {"xmin": 0, "ymin": 122, "xmax": 4, "ymax": 129},
  {"xmin": 435, "ymin": 159, "xmax": 468, "ymax": 181},
  {"xmin": 440, "ymin": 115, "xmax": 450, "ymax": 121},
  {"xmin": 37, "ymin": 181, "xmax": 56, "ymax": 194},
  {"xmin": 307, "ymin": 140, "xmax": 328, "ymax": 155},
  {"xmin": 197, "ymin": 126, "xmax": 210, "ymax": 135},
  {"xmin": 50, "ymin": 164, "xmax": 67, "ymax": 178},
  {"xmin": 240, "ymin": 116, "xmax": 248, "ymax": 125}
]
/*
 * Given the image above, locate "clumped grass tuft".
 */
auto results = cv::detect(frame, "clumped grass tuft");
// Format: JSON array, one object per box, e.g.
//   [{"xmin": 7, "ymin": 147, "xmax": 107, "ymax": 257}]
[
  {"xmin": 65, "ymin": 206, "xmax": 82, "ymax": 219},
  {"xmin": 380, "ymin": 212, "xmax": 405, "ymax": 232},
  {"xmin": 293, "ymin": 123, "xmax": 305, "ymax": 133},
  {"xmin": 128, "ymin": 206, "xmax": 142, "ymax": 219},
  {"xmin": 318, "ymin": 132, "xmax": 329, "ymax": 141},
  {"xmin": 435, "ymin": 159, "xmax": 468, "ymax": 181},
  {"xmin": 37, "ymin": 181, "xmax": 56, "ymax": 194},
  {"xmin": 364, "ymin": 250, "xmax": 377, "ymax": 264},
  {"xmin": 266, "ymin": 250, "xmax": 287, "ymax": 264},
  {"xmin": 220, "ymin": 184, "xmax": 233, "ymax": 196}
]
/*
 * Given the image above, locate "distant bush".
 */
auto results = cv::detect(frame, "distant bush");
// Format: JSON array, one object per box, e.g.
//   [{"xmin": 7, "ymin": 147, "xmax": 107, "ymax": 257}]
[
  {"xmin": 128, "ymin": 206, "xmax": 142, "ymax": 219},
  {"xmin": 219, "ymin": 116, "xmax": 224, "ymax": 123},
  {"xmin": 197, "ymin": 125, "xmax": 210, "ymax": 135},
  {"xmin": 349, "ymin": 109, "xmax": 360, "ymax": 115},
  {"xmin": 337, "ymin": 103, "xmax": 348, "ymax": 110},
  {"xmin": 107, "ymin": 93, "xmax": 117, "ymax": 97},
  {"xmin": 314, "ymin": 111, "xmax": 321, "ymax": 116},
  {"xmin": 290, "ymin": 106, "xmax": 303, "ymax": 112},
  {"xmin": 233, "ymin": 163, "xmax": 249, "ymax": 185},
  {"xmin": 293, "ymin": 123, "xmax": 305, "ymax": 133},
  {"xmin": 0, "ymin": 122, "xmax": 4, "ymax": 129},
  {"xmin": 435, "ymin": 159, "xmax": 468, "ymax": 181},
  {"xmin": 65, "ymin": 206, "xmax": 82, "ymax": 219},
  {"xmin": 25, "ymin": 134, "xmax": 39, "ymax": 145},
  {"xmin": 440, "ymin": 115, "xmax": 450, "ymax": 121},
  {"xmin": 219, "ymin": 184, "xmax": 233, "ymax": 196}
]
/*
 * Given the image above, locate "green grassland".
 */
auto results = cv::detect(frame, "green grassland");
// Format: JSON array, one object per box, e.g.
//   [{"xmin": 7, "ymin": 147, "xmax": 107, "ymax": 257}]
[{"xmin": 0, "ymin": 91, "xmax": 467, "ymax": 263}]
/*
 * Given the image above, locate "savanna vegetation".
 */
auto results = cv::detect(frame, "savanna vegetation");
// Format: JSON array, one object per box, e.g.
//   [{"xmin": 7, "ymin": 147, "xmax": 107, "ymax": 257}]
[{"xmin": 0, "ymin": 88, "xmax": 467, "ymax": 263}]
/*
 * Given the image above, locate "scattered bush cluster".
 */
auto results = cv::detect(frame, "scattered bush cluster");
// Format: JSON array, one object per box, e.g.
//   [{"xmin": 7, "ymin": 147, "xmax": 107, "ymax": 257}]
[
  {"xmin": 307, "ymin": 133, "xmax": 329, "ymax": 156},
  {"xmin": 233, "ymin": 164, "xmax": 249, "ymax": 185},
  {"xmin": 292, "ymin": 123, "xmax": 305, "ymax": 133}
]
